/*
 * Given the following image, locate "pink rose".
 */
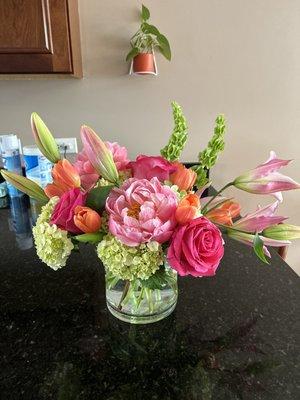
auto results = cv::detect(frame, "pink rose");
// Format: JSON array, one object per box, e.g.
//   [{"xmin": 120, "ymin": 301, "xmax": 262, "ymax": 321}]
[
  {"xmin": 167, "ymin": 217, "xmax": 224, "ymax": 277},
  {"xmin": 50, "ymin": 188, "xmax": 87, "ymax": 233},
  {"xmin": 106, "ymin": 177, "xmax": 178, "ymax": 246},
  {"xmin": 74, "ymin": 150, "xmax": 99, "ymax": 191},
  {"xmin": 130, "ymin": 155, "xmax": 177, "ymax": 181},
  {"xmin": 105, "ymin": 141, "xmax": 130, "ymax": 171}
]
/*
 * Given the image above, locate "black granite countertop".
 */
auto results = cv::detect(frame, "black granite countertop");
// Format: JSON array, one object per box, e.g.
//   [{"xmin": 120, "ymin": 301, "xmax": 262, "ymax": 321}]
[{"xmin": 0, "ymin": 199, "xmax": 299, "ymax": 400}]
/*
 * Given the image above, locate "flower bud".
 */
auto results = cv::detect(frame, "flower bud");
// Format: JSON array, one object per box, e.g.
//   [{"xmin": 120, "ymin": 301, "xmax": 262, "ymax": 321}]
[
  {"xmin": 175, "ymin": 194, "xmax": 200, "ymax": 225},
  {"xmin": 74, "ymin": 206, "xmax": 102, "ymax": 233},
  {"xmin": 1, "ymin": 169, "xmax": 48, "ymax": 203},
  {"xmin": 170, "ymin": 162, "xmax": 197, "ymax": 191},
  {"xmin": 263, "ymin": 224, "xmax": 300, "ymax": 240},
  {"xmin": 31, "ymin": 112, "xmax": 61, "ymax": 163}
]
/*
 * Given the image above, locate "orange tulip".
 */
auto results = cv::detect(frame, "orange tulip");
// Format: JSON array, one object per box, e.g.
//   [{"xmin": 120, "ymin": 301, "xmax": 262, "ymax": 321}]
[
  {"xmin": 170, "ymin": 162, "xmax": 197, "ymax": 191},
  {"xmin": 74, "ymin": 206, "xmax": 102, "ymax": 233},
  {"xmin": 175, "ymin": 194, "xmax": 200, "ymax": 225},
  {"xmin": 45, "ymin": 159, "xmax": 81, "ymax": 198},
  {"xmin": 206, "ymin": 200, "xmax": 241, "ymax": 226}
]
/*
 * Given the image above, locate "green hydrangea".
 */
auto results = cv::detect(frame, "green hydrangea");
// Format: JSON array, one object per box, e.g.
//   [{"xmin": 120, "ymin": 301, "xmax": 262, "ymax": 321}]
[
  {"xmin": 97, "ymin": 234, "xmax": 164, "ymax": 281},
  {"xmin": 32, "ymin": 197, "xmax": 74, "ymax": 270},
  {"xmin": 160, "ymin": 101, "xmax": 188, "ymax": 161},
  {"xmin": 33, "ymin": 222, "xmax": 74, "ymax": 270},
  {"xmin": 36, "ymin": 196, "xmax": 59, "ymax": 224}
]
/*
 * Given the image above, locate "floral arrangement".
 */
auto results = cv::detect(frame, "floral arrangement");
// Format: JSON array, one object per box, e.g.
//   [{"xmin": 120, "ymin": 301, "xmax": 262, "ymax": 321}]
[{"xmin": 1, "ymin": 102, "xmax": 300, "ymax": 322}]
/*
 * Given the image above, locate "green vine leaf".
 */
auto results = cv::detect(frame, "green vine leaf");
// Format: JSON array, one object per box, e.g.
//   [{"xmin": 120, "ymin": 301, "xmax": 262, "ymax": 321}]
[
  {"xmin": 142, "ymin": 23, "xmax": 160, "ymax": 36},
  {"xmin": 141, "ymin": 4, "xmax": 150, "ymax": 21},
  {"xmin": 126, "ymin": 46, "xmax": 139, "ymax": 62},
  {"xmin": 157, "ymin": 34, "xmax": 171, "ymax": 60}
]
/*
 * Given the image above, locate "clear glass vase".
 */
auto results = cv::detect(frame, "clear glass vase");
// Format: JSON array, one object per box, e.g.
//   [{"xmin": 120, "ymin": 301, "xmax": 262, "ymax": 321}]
[{"xmin": 105, "ymin": 265, "xmax": 178, "ymax": 324}]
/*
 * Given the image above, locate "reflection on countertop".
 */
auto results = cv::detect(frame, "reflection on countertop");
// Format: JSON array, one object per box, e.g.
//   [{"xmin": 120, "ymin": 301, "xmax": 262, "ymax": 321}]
[{"xmin": 0, "ymin": 205, "xmax": 299, "ymax": 399}]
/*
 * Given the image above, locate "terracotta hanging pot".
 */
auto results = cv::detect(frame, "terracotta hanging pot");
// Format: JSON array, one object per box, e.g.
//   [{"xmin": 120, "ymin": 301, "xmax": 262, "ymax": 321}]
[{"xmin": 132, "ymin": 53, "xmax": 156, "ymax": 75}]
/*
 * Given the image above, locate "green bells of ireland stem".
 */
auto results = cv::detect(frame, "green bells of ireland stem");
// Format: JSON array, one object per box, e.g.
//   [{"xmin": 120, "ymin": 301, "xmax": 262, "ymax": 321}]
[
  {"xmin": 160, "ymin": 101, "xmax": 188, "ymax": 162},
  {"xmin": 194, "ymin": 114, "xmax": 226, "ymax": 188}
]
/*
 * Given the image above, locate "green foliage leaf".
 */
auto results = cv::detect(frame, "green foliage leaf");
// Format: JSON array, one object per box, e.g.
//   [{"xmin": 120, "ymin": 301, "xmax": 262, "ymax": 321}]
[
  {"xmin": 140, "ymin": 267, "xmax": 169, "ymax": 290},
  {"xmin": 126, "ymin": 46, "xmax": 139, "ymax": 62},
  {"xmin": 157, "ymin": 34, "xmax": 171, "ymax": 60},
  {"xmin": 142, "ymin": 23, "xmax": 160, "ymax": 36},
  {"xmin": 73, "ymin": 232, "xmax": 104, "ymax": 244},
  {"xmin": 253, "ymin": 233, "xmax": 270, "ymax": 264},
  {"xmin": 86, "ymin": 185, "xmax": 114, "ymax": 212},
  {"xmin": 141, "ymin": 4, "xmax": 150, "ymax": 21}
]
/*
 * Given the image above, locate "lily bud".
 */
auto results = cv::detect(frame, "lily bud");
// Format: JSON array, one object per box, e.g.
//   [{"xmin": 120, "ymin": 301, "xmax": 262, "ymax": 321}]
[
  {"xmin": 263, "ymin": 224, "xmax": 300, "ymax": 241},
  {"xmin": 227, "ymin": 228, "xmax": 291, "ymax": 257},
  {"xmin": 0, "ymin": 169, "xmax": 48, "ymax": 203},
  {"xmin": 80, "ymin": 125, "xmax": 119, "ymax": 184},
  {"xmin": 31, "ymin": 112, "xmax": 61, "ymax": 163}
]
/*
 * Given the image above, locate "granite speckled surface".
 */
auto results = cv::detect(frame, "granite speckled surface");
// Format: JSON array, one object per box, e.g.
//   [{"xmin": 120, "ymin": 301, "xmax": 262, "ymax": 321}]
[{"xmin": 0, "ymin": 202, "xmax": 299, "ymax": 400}]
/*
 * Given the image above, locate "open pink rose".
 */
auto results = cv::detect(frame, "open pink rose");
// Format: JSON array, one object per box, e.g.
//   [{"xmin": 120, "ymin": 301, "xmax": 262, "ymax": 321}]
[
  {"xmin": 106, "ymin": 177, "xmax": 178, "ymax": 246},
  {"xmin": 105, "ymin": 141, "xmax": 130, "ymax": 171},
  {"xmin": 130, "ymin": 155, "xmax": 177, "ymax": 181},
  {"xmin": 50, "ymin": 188, "xmax": 87, "ymax": 233},
  {"xmin": 167, "ymin": 217, "xmax": 224, "ymax": 277}
]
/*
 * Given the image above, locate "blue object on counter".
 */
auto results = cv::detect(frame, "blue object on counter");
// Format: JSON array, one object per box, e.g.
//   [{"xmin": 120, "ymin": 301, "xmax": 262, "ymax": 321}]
[
  {"xmin": 1, "ymin": 134, "xmax": 23, "ymax": 198},
  {"xmin": 23, "ymin": 145, "xmax": 52, "ymax": 188}
]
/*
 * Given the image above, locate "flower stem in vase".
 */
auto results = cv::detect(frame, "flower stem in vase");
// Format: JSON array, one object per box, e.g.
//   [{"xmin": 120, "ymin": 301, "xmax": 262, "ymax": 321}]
[{"xmin": 118, "ymin": 280, "xmax": 130, "ymax": 310}]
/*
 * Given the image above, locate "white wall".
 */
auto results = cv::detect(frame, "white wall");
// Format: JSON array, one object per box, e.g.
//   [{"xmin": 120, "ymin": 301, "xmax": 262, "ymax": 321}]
[{"xmin": 0, "ymin": 0, "xmax": 299, "ymax": 272}]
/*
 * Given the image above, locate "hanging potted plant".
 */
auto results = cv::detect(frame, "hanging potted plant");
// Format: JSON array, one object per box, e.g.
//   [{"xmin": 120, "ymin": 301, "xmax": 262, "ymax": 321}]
[{"xmin": 126, "ymin": 4, "xmax": 171, "ymax": 75}]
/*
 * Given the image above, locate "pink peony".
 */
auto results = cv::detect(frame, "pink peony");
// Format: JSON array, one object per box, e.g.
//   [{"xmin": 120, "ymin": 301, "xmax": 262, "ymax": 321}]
[
  {"xmin": 167, "ymin": 217, "xmax": 224, "ymax": 277},
  {"xmin": 106, "ymin": 177, "xmax": 178, "ymax": 246},
  {"xmin": 130, "ymin": 155, "xmax": 177, "ymax": 181},
  {"xmin": 74, "ymin": 150, "xmax": 99, "ymax": 191},
  {"xmin": 50, "ymin": 188, "xmax": 87, "ymax": 233},
  {"xmin": 105, "ymin": 141, "xmax": 130, "ymax": 171}
]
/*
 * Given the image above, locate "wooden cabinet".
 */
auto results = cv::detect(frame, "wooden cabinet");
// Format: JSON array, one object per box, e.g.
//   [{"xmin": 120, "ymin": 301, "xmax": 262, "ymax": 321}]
[{"xmin": 0, "ymin": 0, "xmax": 82, "ymax": 77}]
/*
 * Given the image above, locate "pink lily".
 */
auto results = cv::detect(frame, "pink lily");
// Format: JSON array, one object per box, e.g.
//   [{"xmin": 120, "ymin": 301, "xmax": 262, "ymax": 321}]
[
  {"xmin": 227, "ymin": 229, "xmax": 291, "ymax": 257},
  {"xmin": 233, "ymin": 151, "xmax": 300, "ymax": 199},
  {"xmin": 80, "ymin": 125, "xmax": 119, "ymax": 184},
  {"xmin": 232, "ymin": 201, "xmax": 287, "ymax": 233}
]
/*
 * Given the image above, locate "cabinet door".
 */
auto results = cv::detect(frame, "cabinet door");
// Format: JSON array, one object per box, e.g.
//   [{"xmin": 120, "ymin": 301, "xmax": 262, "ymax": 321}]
[{"xmin": 0, "ymin": 0, "xmax": 80, "ymax": 75}]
